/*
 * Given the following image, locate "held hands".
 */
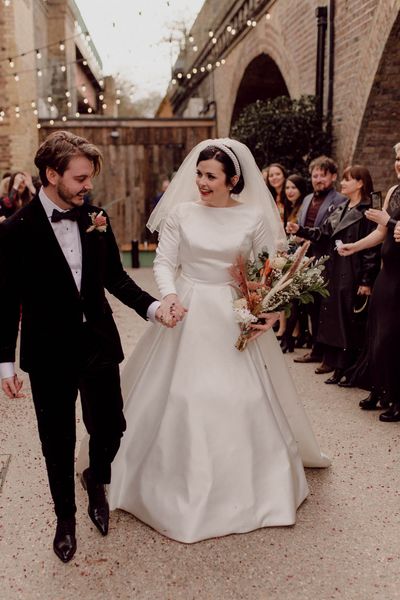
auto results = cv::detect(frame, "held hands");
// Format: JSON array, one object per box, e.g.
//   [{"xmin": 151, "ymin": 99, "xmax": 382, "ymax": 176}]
[
  {"xmin": 156, "ymin": 294, "xmax": 188, "ymax": 328},
  {"xmin": 247, "ymin": 312, "xmax": 280, "ymax": 342},
  {"xmin": 365, "ymin": 208, "xmax": 390, "ymax": 226},
  {"xmin": 1, "ymin": 375, "xmax": 25, "ymax": 399},
  {"xmin": 286, "ymin": 222, "xmax": 300, "ymax": 235}
]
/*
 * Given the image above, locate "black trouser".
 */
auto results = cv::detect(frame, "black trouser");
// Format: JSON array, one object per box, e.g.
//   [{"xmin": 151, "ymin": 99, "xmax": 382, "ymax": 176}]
[
  {"xmin": 306, "ymin": 293, "xmax": 325, "ymax": 359},
  {"xmin": 29, "ymin": 326, "xmax": 126, "ymax": 519}
]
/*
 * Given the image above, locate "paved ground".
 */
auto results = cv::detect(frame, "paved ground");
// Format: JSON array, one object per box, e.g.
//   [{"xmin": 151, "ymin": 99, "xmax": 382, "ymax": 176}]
[{"xmin": 1, "ymin": 268, "xmax": 400, "ymax": 600}]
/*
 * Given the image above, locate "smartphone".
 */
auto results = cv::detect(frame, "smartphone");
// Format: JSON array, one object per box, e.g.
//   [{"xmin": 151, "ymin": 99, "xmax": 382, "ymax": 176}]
[{"xmin": 370, "ymin": 191, "xmax": 382, "ymax": 210}]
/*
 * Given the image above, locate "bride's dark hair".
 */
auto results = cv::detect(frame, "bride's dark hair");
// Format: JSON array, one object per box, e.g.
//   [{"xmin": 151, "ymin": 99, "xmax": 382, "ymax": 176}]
[{"xmin": 196, "ymin": 145, "xmax": 245, "ymax": 194}]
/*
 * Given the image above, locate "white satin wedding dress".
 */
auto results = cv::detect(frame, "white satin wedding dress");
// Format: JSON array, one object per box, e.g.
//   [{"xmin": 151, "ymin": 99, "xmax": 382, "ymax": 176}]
[{"xmin": 99, "ymin": 201, "xmax": 329, "ymax": 543}]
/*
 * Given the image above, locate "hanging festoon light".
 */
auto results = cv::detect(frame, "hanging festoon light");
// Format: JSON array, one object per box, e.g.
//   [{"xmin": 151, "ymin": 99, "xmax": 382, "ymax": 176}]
[
  {"xmin": 9, "ymin": 58, "xmax": 14, "ymax": 68},
  {"xmin": 62, "ymin": 116, "xmax": 67, "ymax": 122},
  {"xmin": 265, "ymin": 12, "xmax": 271, "ymax": 20},
  {"xmin": 31, "ymin": 101, "xmax": 36, "ymax": 108},
  {"xmin": 75, "ymin": 112, "xmax": 80, "ymax": 118},
  {"xmin": 60, "ymin": 65, "xmax": 66, "ymax": 72},
  {"xmin": 36, "ymin": 49, "xmax": 42, "ymax": 59},
  {"xmin": 88, "ymin": 107, "xmax": 93, "ymax": 113},
  {"xmin": 14, "ymin": 74, "xmax": 19, "ymax": 81},
  {"xmin": 50, "ymin": 119, "xmax": 55, "ymax": 125},
  {"xmin": 208, "ymin": 30, "xmax": 214, "ymax": 37},
  {"xmin": 59, "ymin": 41, "xmax": 65, "ymax": 51},
  {"xmin": 192, "ymin": 45, "xmax": 198, "ymax": 52}
]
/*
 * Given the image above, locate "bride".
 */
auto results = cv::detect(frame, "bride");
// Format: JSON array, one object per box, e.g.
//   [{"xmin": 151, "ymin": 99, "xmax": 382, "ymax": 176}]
[{"xmin": 80, "ymin": 138, "xmax": 330, "ymax": 544}]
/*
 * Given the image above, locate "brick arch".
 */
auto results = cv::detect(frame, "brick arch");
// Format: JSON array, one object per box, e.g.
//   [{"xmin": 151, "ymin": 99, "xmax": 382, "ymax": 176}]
[
  {"xmin": 213, "ymin": 11, "xmax": 307, "ymax": 136},
  {"xmin": 353, "ymin": 10, "xmax": 400, "ymax": 193}
]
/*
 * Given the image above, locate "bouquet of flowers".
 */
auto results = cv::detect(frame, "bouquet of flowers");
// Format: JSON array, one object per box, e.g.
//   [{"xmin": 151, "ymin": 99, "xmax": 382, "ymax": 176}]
[{"xmin": 229, "ymin": 241, "xmax": 329, "ymax": 351}]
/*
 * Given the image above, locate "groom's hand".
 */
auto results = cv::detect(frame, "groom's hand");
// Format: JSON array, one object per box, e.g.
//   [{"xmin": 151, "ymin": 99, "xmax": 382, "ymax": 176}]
[{"xmin": 2, "ymin": 375, "xmax": 25, "ymax": 399}]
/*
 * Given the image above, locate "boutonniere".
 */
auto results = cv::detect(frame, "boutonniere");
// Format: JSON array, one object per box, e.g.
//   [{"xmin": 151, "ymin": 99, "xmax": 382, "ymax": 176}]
[{"xmin": 86, "ymin": 211, "xmax": 107, "ymax": 233}]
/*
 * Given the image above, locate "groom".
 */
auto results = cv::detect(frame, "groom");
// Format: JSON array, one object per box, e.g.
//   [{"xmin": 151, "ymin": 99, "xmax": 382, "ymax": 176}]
[{"xmin": 0, "ymin": 131, "xmax": 175, "ymax": 563}]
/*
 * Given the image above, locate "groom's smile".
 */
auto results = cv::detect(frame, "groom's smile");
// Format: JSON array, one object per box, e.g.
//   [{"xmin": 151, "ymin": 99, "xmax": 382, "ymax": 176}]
[{"xmin": 45, "ymin": 155, "xmax": 94, "ymax": 210}]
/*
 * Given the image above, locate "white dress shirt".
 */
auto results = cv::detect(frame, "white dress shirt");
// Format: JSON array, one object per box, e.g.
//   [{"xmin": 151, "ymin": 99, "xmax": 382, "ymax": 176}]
[{"xmin": 0, "ymin": 188, "xmax": 159, "ymax": 379}]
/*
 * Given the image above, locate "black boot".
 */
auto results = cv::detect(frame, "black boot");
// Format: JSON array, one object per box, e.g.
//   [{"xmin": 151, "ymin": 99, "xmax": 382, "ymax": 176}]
[
  {"xmin": 359, "ymin": 391, "xmax": 387, "ymax": 410},
  {"xmin": 80, "ymin": 468, "xmax": 109, "ymax": 536},
  {"xmin": 53, "ymin": 517, "xmax": 76, "ymax": 563},
  {"xmin": 280, "ymin": 335, "xmax": 295, "ymax": 353}
]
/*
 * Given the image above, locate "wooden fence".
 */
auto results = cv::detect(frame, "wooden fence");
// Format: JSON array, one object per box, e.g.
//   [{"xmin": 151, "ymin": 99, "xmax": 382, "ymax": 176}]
[{"xmin": 39, "ymin": 117, "xmax": 215, "ymax": 245}]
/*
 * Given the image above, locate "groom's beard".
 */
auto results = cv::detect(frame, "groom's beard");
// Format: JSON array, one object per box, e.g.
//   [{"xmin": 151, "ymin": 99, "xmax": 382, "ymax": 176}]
[{"xmin": 56, "ymin": 181, "xmax": 87, "ymax": 207}]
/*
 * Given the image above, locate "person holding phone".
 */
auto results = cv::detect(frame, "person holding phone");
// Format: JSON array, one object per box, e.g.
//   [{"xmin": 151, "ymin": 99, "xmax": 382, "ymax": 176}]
[
  {"xmin": 338, "ymin": 143, "xmax": 400, "ymax": 421},
  {"xmin": 287, "ymin": 165, "xmax": 381, "ymax": 385}
]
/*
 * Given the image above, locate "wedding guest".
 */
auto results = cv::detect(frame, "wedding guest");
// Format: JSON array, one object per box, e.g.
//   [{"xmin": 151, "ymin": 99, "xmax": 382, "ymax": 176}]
[
  {"xmin": 292, "ymin": 156, "xmax": 346, "ymax": 371},
  {"xmin": 0, "ymin": 175, "xmax": 11, "ymax": 220},
  {"xmin": 339, "ymin": 143, "xmax": 400, "ymax": 421},
  {"xmin": 263, "ymin": 163, "xmax": 288, "ymax": 224},
  {"xmin": 263, "ymin": 163, "xmax": 288, "ymax": 338},
  {"xmin": 287, "ymin": 165, "xmax": 380, "ymax": 383},
  {"xmin": 0, "ymin": 131, "xmax": 174, "ymax": 562},
  {"xmin": 280, "ymin": 174, "xmax": 309, "ymax": 353},
  {"xmin": 1, "ymin": 171, "xmax": 36, "ymax": 218}
]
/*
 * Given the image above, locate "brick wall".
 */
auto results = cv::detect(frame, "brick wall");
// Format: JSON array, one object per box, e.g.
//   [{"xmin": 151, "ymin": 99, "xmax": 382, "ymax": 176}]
[
  {"xmin": 0, "ymin": 0, "xmax": 39, "ymax": 174},
  {"xmin": 170, "ymin": 0, "xmax": 400, "ymax": 191}
]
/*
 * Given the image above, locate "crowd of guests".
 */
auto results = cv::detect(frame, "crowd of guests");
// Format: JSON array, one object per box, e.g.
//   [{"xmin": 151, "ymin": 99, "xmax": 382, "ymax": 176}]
[
  {"xmin": 2, "ymin": 144, "xmax": 400, "ymax": 424},
  {"xmin": 266, "ymin": 144, "xmax": 400, "ymax": 423}
]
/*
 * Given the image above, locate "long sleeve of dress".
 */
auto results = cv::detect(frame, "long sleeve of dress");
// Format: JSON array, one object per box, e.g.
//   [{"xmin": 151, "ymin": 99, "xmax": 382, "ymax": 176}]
[{"xmin": 153, "ymin": 211, "xmax": 181, "ymax": 298}]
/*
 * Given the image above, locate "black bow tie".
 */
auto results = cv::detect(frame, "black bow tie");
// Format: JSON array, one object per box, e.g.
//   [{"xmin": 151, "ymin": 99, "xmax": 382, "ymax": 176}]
[{"xmin": 51, "ymin": 208, "xmax": 80, "ymax": 223}]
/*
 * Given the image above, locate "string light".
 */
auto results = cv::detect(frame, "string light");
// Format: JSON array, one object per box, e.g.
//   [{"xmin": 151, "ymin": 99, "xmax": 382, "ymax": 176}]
[
  {"xmin": 36, "ymin": 123, "xmax": 41, "ymax": 129},
  {"xmin": 212, "ymin": 37, "xmax": 217, "ymax": 44},
  {"xmin": 9, "ymin": 59, "xmax": 14, "ymax": 68},
  {"xmin": 59, "ymin": 42, "xmax": 65, "ymax": 51},
  {"xmin": 62, "ymin": 116, "xmax": 67, "ymax": 121},
  {"xmin": 266, "ymin": 12, "xmax": 271, "ymax": 20},
  {"xmin": 50, "ymin": 119, "xmax": 55, "ymax": 125},
  {"xmin": 60, "ymin": 65, "xmax": 66, "ymax": 72},
  {"xmin": 88, "ymin": 107, "xmax": 93, "ymax": 113},
  {"xmin": 36, "ymin": 50, "xmax": 42, "ymax": 59},
  {"xmin": 31, "ymin": 101, "xmax": 36, "ymax": 108},
  {"xmin": 208, "ymin": 30, "xmax": 214, "ymax": 37},
  {"xmin": 192, "ymin": 45, "xmax": 198, "ymax": 52},
  {"xmin": 14, "ymin": 74, "xmax": 19, "ymax": 81}
]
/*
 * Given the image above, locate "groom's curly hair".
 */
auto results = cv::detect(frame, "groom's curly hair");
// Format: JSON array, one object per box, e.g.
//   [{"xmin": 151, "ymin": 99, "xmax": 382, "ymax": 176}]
[{"xmin": 35, "ymin": 130, "xmax": 102, "ymax": 186}]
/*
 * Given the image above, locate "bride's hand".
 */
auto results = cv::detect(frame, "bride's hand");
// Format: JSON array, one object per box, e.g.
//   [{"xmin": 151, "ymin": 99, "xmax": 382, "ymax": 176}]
[{"xmin": 247, "ymin": 312, "xmax": 279, "ymax": 342}]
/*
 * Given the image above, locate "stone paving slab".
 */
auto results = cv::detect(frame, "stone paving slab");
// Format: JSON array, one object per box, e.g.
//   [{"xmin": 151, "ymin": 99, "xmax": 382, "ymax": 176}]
[{"xmin": 1, "ymin": 268, "xmax": 400, "ymax": 600}]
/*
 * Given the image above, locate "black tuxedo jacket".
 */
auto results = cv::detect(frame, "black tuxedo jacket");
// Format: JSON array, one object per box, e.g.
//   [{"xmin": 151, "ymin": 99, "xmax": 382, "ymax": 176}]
[{"xmin": 0, "ymin": 196, "xmax": 157, "ymax": 372}]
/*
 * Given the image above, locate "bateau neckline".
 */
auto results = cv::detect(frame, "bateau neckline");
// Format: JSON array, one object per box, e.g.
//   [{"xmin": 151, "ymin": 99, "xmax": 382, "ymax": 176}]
[{"xmin": 195, "ymin": 200, "xmax": 243, "ymax": 209}]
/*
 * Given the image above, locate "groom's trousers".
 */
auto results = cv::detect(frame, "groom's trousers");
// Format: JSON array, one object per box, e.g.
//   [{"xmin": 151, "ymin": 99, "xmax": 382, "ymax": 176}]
[{"xmin": 28, "ymin": 325, "xmax": 126, "ymax": 520}]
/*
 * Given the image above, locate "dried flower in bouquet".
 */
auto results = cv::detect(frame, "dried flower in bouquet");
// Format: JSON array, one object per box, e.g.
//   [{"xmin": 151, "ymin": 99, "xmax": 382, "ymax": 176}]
[{"xmin": 230, "ymin": 242, "xmax": 329, "ymax": 351}]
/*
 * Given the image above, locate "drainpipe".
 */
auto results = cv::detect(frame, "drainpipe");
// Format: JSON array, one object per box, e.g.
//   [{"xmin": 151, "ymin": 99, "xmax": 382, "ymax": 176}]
[
  {"xmin": 315, "ymin": 6, "xmax": 328, "ymax": 123},
  {"xmin": 327, "ymin": 0, "xmax": 335, "ymax": 137}
]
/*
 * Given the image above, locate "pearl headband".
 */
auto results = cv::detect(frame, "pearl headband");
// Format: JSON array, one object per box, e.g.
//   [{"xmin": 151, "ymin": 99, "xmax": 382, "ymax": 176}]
[{"xmin": 209, "ymin": 141, "xmax": 241, "ymax": 178}]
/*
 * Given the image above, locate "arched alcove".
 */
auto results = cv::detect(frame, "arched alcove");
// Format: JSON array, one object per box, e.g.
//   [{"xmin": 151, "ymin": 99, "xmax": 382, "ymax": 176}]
[
  {"xmin": 353, "ymin": 12, "xmax": 400, "ymax": 193},
  {"xmin": 230, "ymin": 53, "xmax": 289, "ymax": 127}
]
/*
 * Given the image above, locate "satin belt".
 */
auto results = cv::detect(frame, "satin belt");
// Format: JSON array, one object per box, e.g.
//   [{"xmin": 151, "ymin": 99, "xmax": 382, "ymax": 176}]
[{"xmin": 180, "ymin": 272, "xmax": 234, "ymax": 286}]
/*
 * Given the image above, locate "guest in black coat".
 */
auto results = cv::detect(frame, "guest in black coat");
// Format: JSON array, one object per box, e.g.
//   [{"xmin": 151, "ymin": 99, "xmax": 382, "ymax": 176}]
[{"xmin": 287, "ymin": 165, "xmax": 381, "ymax": 383}]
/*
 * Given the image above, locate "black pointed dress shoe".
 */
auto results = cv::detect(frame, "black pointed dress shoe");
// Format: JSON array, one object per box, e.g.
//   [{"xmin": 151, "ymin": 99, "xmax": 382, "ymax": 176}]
[
  {"xmin": 80, "ymin": 468, "xmax": 109, "ymax": 536},
  {"xmin": 53, "ymin": 517, "xmax": 76, "ymax": 563},
  {"xmin": 359, "ymin": 393, "xmax": 380, "ymax": 410},
  {"xmin": 325, "ymin": 370, "xmax": 343, "ymax": 384},
  {"xmin": 379, "ymin": 408, "xmax": 400, "ymax": 422}
]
